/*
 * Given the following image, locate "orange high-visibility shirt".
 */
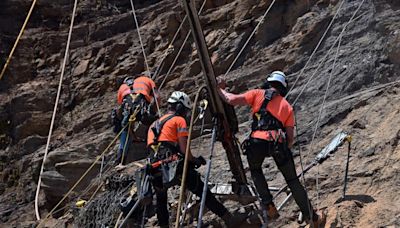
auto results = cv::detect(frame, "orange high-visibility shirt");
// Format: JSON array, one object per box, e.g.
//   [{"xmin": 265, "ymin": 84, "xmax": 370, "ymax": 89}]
[
  {"xmin": 117, "ymin": 84, "xmax": 131, "ymax": 105},
  {"xmin": 132, "ymin": 76, "xmax": 157, "ymax": 103},
  {"xmin": 147, "ymin": 114, "xmax": 189, "ymax": 146},
  {"xmin": 244, "ymin": 89, "xmax": 294, "ymax": 141}
]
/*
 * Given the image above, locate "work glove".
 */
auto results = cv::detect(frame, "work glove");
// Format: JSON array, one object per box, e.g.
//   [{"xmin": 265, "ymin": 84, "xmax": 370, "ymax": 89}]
[
  {"xmin": 192, "ymin": 156, "xmax": 206, "ymax": 168},
  {"xmin": 216, "ymin": 77, "xmax": 226, "ymax": 89}
]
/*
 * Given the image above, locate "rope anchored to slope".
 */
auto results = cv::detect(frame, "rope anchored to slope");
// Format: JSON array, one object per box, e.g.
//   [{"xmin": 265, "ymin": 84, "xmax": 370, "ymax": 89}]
[
  {"xmin": 34, "ymin": 0, "xmax": 78, "ymax": 221},
  {"xmin": 0, "ymin": 0, "xmax": 38, "ymax": 81}
]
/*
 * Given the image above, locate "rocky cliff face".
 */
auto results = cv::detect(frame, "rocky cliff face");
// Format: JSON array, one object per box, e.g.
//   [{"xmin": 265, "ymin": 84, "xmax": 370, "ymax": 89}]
[{"xmin": 0, "ymin": 0, "xmax": 399, "ymax": 227}]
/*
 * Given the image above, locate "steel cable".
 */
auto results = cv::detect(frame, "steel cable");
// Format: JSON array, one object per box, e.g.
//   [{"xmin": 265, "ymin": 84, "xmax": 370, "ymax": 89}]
[
  {"xmin": 128, "ymin": 0, "xmax": 162, "ymax": 117},
  {"xmin": 291, "ymin": 2, "xmax": 367, "ymax": 106},
  {"xmin": 286, "ymin": 0, "xmax": 346, "ymax": 97},
  {"xmin": 298, "ymin": 0, "xmax": 366, "ymax": 212},
  {"xmin": 158, "ymin": 0, "xmax": 208, "ymax": 90},
  {"xmin": 223, "ymin": 0, "xmax": 277, "ymax": 77}
]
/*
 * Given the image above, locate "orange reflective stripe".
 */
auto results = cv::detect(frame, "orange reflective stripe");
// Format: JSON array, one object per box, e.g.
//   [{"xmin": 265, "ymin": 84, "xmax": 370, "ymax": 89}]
[{"xmin": 133, "ymin": 76, "xmax": 156, "ymax": 102}]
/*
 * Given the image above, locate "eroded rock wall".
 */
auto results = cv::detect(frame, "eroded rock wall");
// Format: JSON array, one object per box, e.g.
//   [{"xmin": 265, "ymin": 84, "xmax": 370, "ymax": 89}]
[{"xmin": 0, "ymin": 0, "xmax": 399, "ymax": 226}]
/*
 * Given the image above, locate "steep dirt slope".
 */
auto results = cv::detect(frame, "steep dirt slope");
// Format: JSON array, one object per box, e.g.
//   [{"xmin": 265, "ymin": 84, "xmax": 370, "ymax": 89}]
[{"xmin": 0, "ymin": 0, "xmax": 399, "ymax": 227}]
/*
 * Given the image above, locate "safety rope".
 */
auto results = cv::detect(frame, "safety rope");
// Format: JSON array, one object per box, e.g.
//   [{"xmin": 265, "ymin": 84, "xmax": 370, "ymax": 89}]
[
  {"xmin": 0, "ymin": 0, "xmax": 38, "ymax": 81},
  {"xmin": 128, "ymin": 0, "xmax": 162, "ymax": 117},
  {"xmin": 296, "ymin": 0, "xmax": 366, "ymax": 212},
  {"xmin": 120, "ymin": 122, "xmax": 132, "ymax": 165},
  {"xmin": 34, "ymin": 0, "xmax": 78, "ymax": 221},
  {"xmin": 315, "ymin": 34, "xmax": 342, "ymax": 208},
  {"xmin": 151, "ymin": 14, "xmax": 189, "ymax": 80},
  {"xmin": 36, "ymin": 125, "xmax": 127, "ymax": 227},
  {"xmin": 174, "ymin": 85, "xmax": 207, "ymax": 228},
  {"xmin": 53, "ymin": 153, "xmax": 119, "ymax": 218},
  {"xmin": 129, "ymin": 0, "xmax": 149, "ymax": 72},
  {"xmin": 223, "ymin": 0, "xmax": 277, "ymax": 77},
  {"xmin": 326, "ymin": 78, "xmax": 400, "ymax": 108},
  {"xmin": 293, "ymin": 109, "xmax": 315, "ymax": 223},
  {"xmin": 286, "ymin": 0, "xmax": 345, "ymax": 97},
  {"xmin": 158, "ymin": 0, "xmax": 208, "ymax": 90},
  {"xmin": 291, "ymin": 5, "xmax": 367, "ymax": 106}
]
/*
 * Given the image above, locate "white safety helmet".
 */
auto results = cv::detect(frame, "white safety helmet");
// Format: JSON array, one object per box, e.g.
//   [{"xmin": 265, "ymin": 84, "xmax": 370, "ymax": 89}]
[
  {"xmin": 167, "ymin": 91, "xmax": 192, "ymax": 109},
  {"xmin": 267, "ymin": 71, "xmax": 287, "ymax": 88}
]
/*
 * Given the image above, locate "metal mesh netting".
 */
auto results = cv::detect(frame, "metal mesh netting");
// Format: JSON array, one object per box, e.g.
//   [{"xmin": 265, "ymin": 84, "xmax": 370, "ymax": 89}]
[{"xmin": 75, "ymin": 173, "xmax": 136, "ymax": 227}]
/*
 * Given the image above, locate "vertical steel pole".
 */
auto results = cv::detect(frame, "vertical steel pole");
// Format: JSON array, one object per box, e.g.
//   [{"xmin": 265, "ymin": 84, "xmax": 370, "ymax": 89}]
[{"xmin": 197, "ymin": 118, "xmax": 218, "ymax": 227}]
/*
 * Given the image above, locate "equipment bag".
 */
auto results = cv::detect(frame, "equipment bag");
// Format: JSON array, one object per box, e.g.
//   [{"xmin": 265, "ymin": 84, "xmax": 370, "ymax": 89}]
[
  {"xmin": 160, "ymin": 158, "xmax": 182, "ymax": 187},
  {"xmin": 111, "ymin": 107, "xmax": 122, "ymax": 133}
]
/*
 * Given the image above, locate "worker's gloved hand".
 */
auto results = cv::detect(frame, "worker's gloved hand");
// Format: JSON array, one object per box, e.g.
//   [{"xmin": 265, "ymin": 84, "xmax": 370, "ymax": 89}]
[
  {"xmin": 217, "ymin": 77, "xmax": 226, "ymax": 89},
  {"xmin": 193, "ymin": 156, "xmax": 206, "ymax": 168}
]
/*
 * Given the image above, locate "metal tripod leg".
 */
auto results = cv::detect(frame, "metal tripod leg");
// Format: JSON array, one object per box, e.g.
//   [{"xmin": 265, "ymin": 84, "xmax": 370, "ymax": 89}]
[
  {"xmin": 118, "ymin": 173, "xmax": 149, "ymax": 228},
  {"xmin": 342, "ymin": 138, "xmax": 351, "ymax": 199},
  {"xmin": 197, "ymin": 118, "xmax": 218, "ymax": 228}
]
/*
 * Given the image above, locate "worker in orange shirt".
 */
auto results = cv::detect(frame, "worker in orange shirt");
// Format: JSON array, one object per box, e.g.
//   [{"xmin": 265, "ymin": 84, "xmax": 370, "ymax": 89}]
[
  {"xmin": 218, "ymin": 71, "xmax": 325, "ymax": 227},
  {"xmin": 147, "ymin": 91, "xmax": 244, "ymax": 228},
  {"xmin": 113, "ymin": 74, "xmax": 159, "ymax": 165}
]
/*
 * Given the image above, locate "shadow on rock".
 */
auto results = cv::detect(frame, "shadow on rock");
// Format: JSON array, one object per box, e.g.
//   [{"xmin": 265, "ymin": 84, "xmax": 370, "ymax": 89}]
[{"xmin": 334, "ymin": 194, "xmax": 376, "ymax": 204}]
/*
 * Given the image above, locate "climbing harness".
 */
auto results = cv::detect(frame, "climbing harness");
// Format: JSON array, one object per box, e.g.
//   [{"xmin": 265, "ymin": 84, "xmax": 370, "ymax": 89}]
[
  {"xmin": 119, "ymin": 93, "xmax": 145, "ymax": 165},
  {"xmin": 251, "ymin": 89, "xmax": 283, "ymax": 132},
  {"xmin": 35, "ymin": 0, "xmax": 78, "ymax": 221},
  {"xmin": 0, "ymin": 0, "xmax": 38, "ymax": 80},
  {"xmin": 149, "ymin": 113, "xmax": 177, "ymax": 153}
]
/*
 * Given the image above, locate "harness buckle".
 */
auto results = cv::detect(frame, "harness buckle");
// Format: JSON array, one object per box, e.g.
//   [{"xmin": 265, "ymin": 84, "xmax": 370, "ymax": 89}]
[
  {"xmin": 151, "ymin": 143, "xmax": 161, "ymax": 153},
  {"xmin": 255, "ymin": 113, "xmax": 261, "ymax": 121}
]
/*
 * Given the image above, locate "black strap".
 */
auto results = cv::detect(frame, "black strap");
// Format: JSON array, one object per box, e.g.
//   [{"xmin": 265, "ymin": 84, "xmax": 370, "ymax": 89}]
[
  {"xmin": 151, "ymin": 114, "xmax": 176, "ymax": 144},
  {"xmin": 259, "ymin": 89, "xmax": 275, "ymax": 115},
  {"xmin": 251, "ymin": 89, "xmax": 284, "ymax": 131}
]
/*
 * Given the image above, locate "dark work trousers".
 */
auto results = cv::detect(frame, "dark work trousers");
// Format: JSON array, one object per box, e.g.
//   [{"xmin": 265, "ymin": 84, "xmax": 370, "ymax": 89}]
[
  {"xmin": 246, "ymin": 138, "xmax": 317, "ymax": 220},
  {"xmin": 152, "ymin": 165, "xmax": 228, "ymax": 226}
]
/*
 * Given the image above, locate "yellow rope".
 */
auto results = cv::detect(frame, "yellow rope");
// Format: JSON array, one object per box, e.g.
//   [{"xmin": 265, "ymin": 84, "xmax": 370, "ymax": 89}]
[
  {"xmin": 0, "ymin": 0, "xmax": 38, "ymax": 80},
  {"xmin": 174, "ymin": 86, "xmax": 206, "ymax": 228},
  {"xmin": 37, "ymin": 125, "xmax": 127, "ymax": 227},
  {"xmin": 87, "ymin": 183, "xmax": 104, "ymax": 202},
  {"xmin": 120, "ymin": 122, "xmax": 132, "ymax": 165},
  {"xmin": 114, "ymin": 212, "xmax": 123, "ymax": 228}
]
